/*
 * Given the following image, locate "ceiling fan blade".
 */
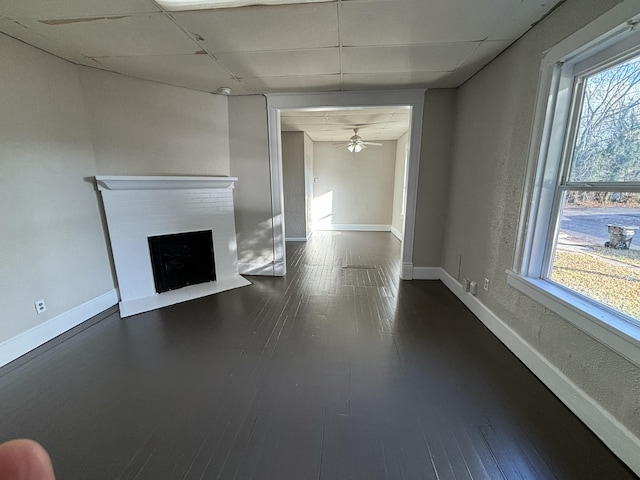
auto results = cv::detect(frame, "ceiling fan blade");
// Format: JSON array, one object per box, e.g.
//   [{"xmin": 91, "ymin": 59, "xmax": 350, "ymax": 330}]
[{"xmin": 362, "ymin": 142, "xmax": 382, "ymax": 146}]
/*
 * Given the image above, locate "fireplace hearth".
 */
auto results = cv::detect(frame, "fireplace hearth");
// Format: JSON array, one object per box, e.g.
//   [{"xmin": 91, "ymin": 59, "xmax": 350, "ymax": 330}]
[{"xmin": 95, "ymin": 175, "xmax": 250, "ymax": 317}]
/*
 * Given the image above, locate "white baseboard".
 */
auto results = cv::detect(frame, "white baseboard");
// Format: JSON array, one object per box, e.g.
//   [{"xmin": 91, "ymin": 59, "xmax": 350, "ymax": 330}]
[
  {"xmin": 314, "ymin": 224, "xmax": 392, "ymax": 232},
  {"xmin": 435, "ymin": 268, "xmax": 640, "ymax": 477},
  {"xmin": 390, "ymin": 226, "xmax": 403, "ymax": 240},
  {"xmin": 401, "ymin": 262, "xmax": 414, "ymax": 280},
  {"xmin": 0, "ymin": 289, "xmax": 118, "ymax": 368},
  {"xmin": 412, "ymin": 267, "xmax": 441, "ymax": 280},
  {"xmin": 238, "ymin": 260, "xmax": 286, "ymax": 277},
  {"xmin": 238, "ymin": 262, "xmax": 275, "ymax": 276}
]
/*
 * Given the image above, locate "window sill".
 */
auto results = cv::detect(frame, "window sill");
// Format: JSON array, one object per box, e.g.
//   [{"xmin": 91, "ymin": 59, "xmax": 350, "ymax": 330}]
[{"xmin": 506, "ymin": 270, "xmax": 640, "ymax": 367}]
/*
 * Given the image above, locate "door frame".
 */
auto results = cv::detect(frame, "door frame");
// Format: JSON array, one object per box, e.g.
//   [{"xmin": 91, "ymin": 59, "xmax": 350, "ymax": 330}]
[{"xmin": 266, "ymin": 89, "xmax": 426, "ymax": 279}]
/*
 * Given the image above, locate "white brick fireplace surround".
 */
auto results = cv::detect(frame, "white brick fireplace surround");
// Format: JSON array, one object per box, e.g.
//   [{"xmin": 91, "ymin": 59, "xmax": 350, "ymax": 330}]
[{"xmin": 96, "ymin": 176, "xmax": 250, "ymax": 317}]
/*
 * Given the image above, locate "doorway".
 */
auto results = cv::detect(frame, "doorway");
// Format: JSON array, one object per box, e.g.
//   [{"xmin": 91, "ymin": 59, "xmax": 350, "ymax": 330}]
[
  {"xmin": 280, "ymin": 107, "xmax": 411, "ymax": 240},
  {"xmin": 265, "ymin": 90, "xmax": 425, "ymax": 280}
]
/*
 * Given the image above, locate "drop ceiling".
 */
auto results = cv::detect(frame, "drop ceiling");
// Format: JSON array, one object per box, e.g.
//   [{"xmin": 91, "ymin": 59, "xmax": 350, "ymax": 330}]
[
  {"xmin": 281, "ymin": 107, "xmax": 411, "ymax": 142},
  {"xmin": 0, "ymin": 0, "xmax": 563, "ymax": 96}
]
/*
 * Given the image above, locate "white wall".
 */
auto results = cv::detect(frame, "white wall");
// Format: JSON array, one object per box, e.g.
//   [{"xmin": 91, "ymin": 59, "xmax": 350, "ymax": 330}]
[
  {"xmin": 442, "ymin": 0, "xmax": 640, "ymax": 442},
  {"xmin": 391, "ymin": 132, "xmax": 409, "ymax": 236},
  {"xmin": 228, "ymin": 95, "xmax": 275, "ymax": 274},
  {"xmin": 0, "ymin": 34, "xmax": 114, "ymax": 346},
  {"xmin": 313, "ymin": 141, "xmax": 397, "ymax": 228},
  {"xmin": 281, "ymin": 132, "xmax": 307, "ymax": 240},
  {"xmin": 79, "ymin": 69, "xmax": 230, "ymax": 176}
]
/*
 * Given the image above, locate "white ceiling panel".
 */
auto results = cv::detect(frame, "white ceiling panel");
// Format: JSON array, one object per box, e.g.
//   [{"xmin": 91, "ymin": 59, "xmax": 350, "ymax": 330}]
[
  {"xmin": 281, "ymin": 116, "xmax": 329, "ymax": 126},
  {"xmin": 458, "ymin": 39, "xmax": 514, "ymax": 72},
  {"xmin": 13, "ymin": 14, "xmax": 198, "ymax": 57},
  {"xmin": 281, "ymin": 107, "xmax": 410, "ymax": 141},
  {"xmin": 242, "ymin": 74, "xmax": 341, "ymax": 93},
  {"xmin": 96, "ymin": 54, "xmax": 249, "ymax": 93},
  {"xmin": 0, "ymin": 16, "xmax": 96, "ymax": 65},
  {"xmin": 173, "ymin": 3, "xmax": 339, "ymax": 53},
  {"xmin": 440, "ymin": 39, "xmax": 514, "ymax": 87},
  {"xmin": 0, "ymin": 0, "xmax": 160, "ymax": 20},
  {"xmin": 0, "ymin": 0, "xmax": 562, "ymax": 120},
  {"xmin": 341, "ymin": 43, "xmax": 479, "ymax": 74},
  {"xmin": 216, "ymin": 48, "xmax": 339, "ymax": 78},
  {"xmin": 342, "ymin": 71, "xmax": 451, "ymax": 90},
  {"xmin": 286, "ymin": 124, "xmax": 352, "ymax": 133},
  {"xmin": 340, "ymin": 0, "xmax": 561, "ymax": 46},
  {"xmin": 326, "ymin": 113, "xmax": 394, "ymax": 125}
]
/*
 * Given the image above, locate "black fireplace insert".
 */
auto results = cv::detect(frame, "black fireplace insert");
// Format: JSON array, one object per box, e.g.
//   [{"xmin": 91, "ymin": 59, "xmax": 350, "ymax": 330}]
[{"xmin": 148, "ymin": 230, "xmax": 216, "ymax": 293}]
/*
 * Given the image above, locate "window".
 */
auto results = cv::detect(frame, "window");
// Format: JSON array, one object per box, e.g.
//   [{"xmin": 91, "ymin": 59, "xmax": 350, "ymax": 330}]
[
  {"xmin": 549, "ymin": 56, "xmax": 640, "ymax": 320},
  {"xmin": 510, "ymin": 8, "xmax": 640, "ymax": 366}
]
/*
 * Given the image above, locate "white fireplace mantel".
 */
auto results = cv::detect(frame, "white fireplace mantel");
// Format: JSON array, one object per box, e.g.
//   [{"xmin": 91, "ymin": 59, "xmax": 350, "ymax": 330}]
[
  {"xmin": 96, "ymin": 175, "xmax": 249, "ymax": 317},
  {"xmin": 96, "ymin": 175, "xmax": 237, "ymax": 191}
]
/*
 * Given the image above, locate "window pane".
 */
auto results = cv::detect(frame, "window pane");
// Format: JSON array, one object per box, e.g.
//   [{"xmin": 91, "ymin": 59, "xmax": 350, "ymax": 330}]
[
  {"xmin": 549, "ymin": 191, "xmax": 640, "ymax": 321},
  {"xmin": 569, "ymin": 55, "xmax": 640, "ymax": 183}
]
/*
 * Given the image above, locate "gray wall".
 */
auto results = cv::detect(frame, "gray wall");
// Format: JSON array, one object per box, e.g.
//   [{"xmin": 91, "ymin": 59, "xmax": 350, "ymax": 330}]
[
  {"xmin": 303, "ymin": 133, "xmax": 314, "ymax": 238},
  {"xmin": 0, "ymin": 34, "xmax": 114, "ymax": 343},
  {"xmin": 442, "ymin": 0, "xmax": 639, "ymax": 437},
  {"xmin": 0, "ymin": 32, "xmax": 237, "ymax": 348},
  {"xmin": 79, "ymin": 69, "xmax": 230, "ymax": 176},
  {"xmin": 391, "ymin": 131, "xmax": 409, "ymax": 235},
  {"xmin": 313, "ymin": 141, "xmax": 397, "ymax": 227},
  {"xmin": 412, "ymin": 90, "xmax": 456, "ymax": 267},
  {"xmin": 228, "ymin": 95, "xmax": 275, "ymax": 273},
  {"xmin": 282, "ymin": 132, "xmax": 307, "ymax": 240}
]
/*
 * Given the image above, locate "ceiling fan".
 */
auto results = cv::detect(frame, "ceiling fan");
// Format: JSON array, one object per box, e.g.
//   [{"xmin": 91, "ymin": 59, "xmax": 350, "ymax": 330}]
[{"xmin": 335, "ymin": 128, "xmax": 382, "ymax": 153}]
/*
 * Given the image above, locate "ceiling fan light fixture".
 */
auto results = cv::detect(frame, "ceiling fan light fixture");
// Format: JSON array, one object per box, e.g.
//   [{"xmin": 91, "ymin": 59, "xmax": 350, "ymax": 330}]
[
  {"xmin": 347, "ymin": 144, "xmax": 355, "ymax": 153},
  {"xmin": 154, "ymin": 0, "xmax": 331, "ymax": 11},
  {"xmin": 353, "ymin": 144, "xmax": 363, "ymax": 153}
]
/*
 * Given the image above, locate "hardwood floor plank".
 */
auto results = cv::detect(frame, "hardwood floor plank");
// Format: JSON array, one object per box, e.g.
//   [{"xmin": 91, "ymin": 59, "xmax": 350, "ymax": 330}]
[{"xmin": 0, "ymin": 232, "xmax": 636, "ymax": 479}]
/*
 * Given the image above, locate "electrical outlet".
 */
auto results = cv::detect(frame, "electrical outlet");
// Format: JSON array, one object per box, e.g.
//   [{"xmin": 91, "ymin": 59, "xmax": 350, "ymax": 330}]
[
  {"xmin": 34, "ymin": 299, "xmax": 46, "ymax": 314},
  {"xmin": 462, "ymin": 278, "xmax": 470, "ymax": 292},
  {"xmin": 470, "ymin": 281, "xmax": 477, "ymax": 295},
  {"xmin": 484, "ymin": 278, "xmax": 490, "ymax": 291}
]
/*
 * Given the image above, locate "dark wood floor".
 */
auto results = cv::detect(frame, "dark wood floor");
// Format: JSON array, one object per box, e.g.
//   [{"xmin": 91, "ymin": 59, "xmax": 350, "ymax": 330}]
[{"xmin": 0, "ymin": 232, "xmax": 636, "ymax": 479}]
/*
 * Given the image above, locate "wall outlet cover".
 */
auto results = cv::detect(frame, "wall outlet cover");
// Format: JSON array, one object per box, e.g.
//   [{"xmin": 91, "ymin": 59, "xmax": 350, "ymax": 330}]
[{"xmin": 34, "ymin": 299, "xmax": 46, "ymax": 314}]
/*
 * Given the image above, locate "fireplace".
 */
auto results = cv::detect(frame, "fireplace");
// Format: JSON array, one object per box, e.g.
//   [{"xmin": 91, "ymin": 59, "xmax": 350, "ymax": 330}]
[
  {"xmin": 95, "ymin": 175, "xmax": 250, "ymax": 317},
  {"xmin": 148, "ymin": 230, "xmax": 216, "ymax": 293}
]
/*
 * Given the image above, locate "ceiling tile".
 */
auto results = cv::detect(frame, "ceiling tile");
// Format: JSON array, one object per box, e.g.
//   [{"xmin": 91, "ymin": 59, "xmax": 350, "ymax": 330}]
[
  {"xmin": 342, "ymin": 71, "xmax": 450, "ymax": 89},
  {"xmin": 0, "ymin": 16, "xmax": 83, "ymax": 62},
  {"xmin": 340, "ymin": 0, "xmax": 561, "ymax": 46},
  {"xmin": 241, "ymin": 74, "xmax": 341, "ymax": 93},
  {"xmin": 217, "ymin": 48, "xmax": 339, "ymax": 78},
  {"xmin": 342, "ymin": 43, "xmax": 479, "ymax": 74},
  {"xmin": 96, "ymin": 54, "xmax": 249, "ymax": 93},
  {"xmin": 12, "ymin": 14, "xmax": 198, "ymax": 57},
  {"xmin": 280, "ymin": 111, "xmax": 330, "ymax": 117},
  {"xmin": 0, "ymin": 0, "xmax": 160, "ymax": 19},
  {"xmin": 326, "ymin": 114, "xmax": 394, "ymax": 125},
  {"xmin": 280, "ymin": 107, "xmax": 410, "ymax": 141},
  {"xmin": 389, "ymin": 112, "xmax": 410, "ymax": 122},
  {"xmin": 173, "ymin": 3, "xmax": 339, "ymax": 53},
  {"xmin": 440, "ymin": 39, "xmax": 513, "ymax": 86},
  {"xmin": 281, "ymin": 116, "xmax": 329, "ymax": 126}
]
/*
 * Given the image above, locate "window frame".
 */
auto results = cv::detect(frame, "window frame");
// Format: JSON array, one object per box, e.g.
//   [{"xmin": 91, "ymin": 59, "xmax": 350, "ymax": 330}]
[{"xmin": 510, "ymin": 5, "xmax": 640, "ymax": 368}]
